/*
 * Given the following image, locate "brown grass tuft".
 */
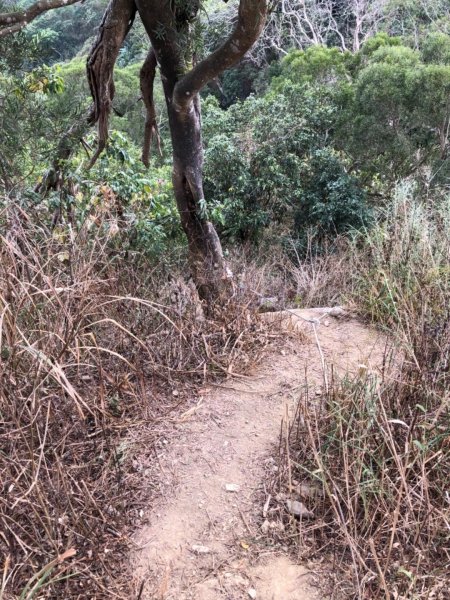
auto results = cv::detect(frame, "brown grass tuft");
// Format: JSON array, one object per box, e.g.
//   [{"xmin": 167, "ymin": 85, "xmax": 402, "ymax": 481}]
[
  {"xmin": 0, "ymin": 202, "xmax": 267, "ymax": 599},
  {"xmin": 270, "ymin": 189, "xmax": 450, "ymax": 599}
]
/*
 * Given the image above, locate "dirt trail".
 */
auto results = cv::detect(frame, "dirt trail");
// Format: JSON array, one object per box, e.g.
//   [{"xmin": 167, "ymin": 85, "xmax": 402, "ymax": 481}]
[{"xmin": 132, "ymin": 308, "xmax": 386, "ymax": 600}]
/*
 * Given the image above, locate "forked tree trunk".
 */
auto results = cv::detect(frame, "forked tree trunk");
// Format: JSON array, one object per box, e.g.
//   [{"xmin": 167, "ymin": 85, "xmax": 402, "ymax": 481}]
[
  {"xmin": 86, "ymin": 0, "xmax": 268, "ymax": 307},
  {"xmin": 1, "ymin": 0, "xmax": 268, "ymax": 307}
]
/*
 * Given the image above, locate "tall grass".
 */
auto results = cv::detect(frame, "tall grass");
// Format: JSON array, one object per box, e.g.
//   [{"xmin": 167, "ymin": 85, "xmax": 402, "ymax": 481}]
[
  {"xmin": 0, "ymin": 202, "xmax": 265, "ymax": 598},
  {"xmin": 275, "ymin": 186, "xmax": 450, "ymax": 598}
]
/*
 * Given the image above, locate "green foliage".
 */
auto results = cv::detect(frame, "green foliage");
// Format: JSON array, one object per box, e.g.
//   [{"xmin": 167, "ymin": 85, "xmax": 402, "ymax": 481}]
[
  {"xmin": 30, "ymin": 0, "xmax": 108, "ymax": 63},
  {"xmin": 271, "ymin": 45, "xmax": 352, "ymax": 89},
  {"xmin": 17, "ymin": 64, "xmax": 65, "ymax": 95},
  {"xmin": 201, "ymin": 35, "xmax": 450, "ymax": 246},
  {"xmin": 2, "ymin": 7, "xmax": 450, "ymax": 263},
  {"xmin": 64, "ymin": 131, "xmax": 181, "ymax": 257},
  {"xmin": 54, "ymin": 57, "xmax": 167, "ymax": 149},
  {"xmin": 349, "ymin": 40, "xmax": 450, "ymax": 184},
  {"xmin": 203, "ymin": 84, "xmax": 370, "ymax": 246},
  {"xmin": 293, "ymin": 149, "xmax": 371, "ymax": 239},
  {"xmin": 0, "ymin": 63, "xmax": 65, "ymax": 186},
  {"xmin": 421, "ymin": 32, "xmax": 450, "ymax": 64}
]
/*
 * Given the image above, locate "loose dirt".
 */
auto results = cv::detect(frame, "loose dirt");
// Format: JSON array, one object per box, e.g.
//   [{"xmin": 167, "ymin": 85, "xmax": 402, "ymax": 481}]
[{"xmin": 132, "ymin": 308, "xmax": 386, "ymax": 599}]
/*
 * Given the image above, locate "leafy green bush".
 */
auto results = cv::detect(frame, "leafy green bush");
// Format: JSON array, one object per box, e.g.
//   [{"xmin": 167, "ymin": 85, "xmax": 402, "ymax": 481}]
[
  {"xmin": 293, "ymin": 149, "xmax": 371, "ymax": 241},
  {"xmin": 203, "ymin": 82, "xmax": 369, "ymax": 247},
  {"xmin": 66, "ymin": 131, "xmax": 181, "ymax": 258}
]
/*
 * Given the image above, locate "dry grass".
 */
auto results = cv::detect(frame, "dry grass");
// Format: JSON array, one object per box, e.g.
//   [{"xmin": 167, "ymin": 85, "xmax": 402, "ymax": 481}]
[
  {"xmin": 270, "ymin": 188, "xmax": 450, "ymax": 599},
  {"xmin": 287, "ymin": 234, "xmax": 352, "ymax": 308},
  {"xmin": 0, "ymin": 202, "xmax": 267, "ymax": 599},
  {"xmin": 275, "ymin": 362, "xmax": 449, "ymax": 599}
]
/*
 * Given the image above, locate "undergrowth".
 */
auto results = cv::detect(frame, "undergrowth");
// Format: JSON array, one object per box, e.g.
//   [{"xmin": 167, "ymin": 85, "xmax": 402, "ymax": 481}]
[
  {"xmin": 0, "ymin": 202, "xmax": 266, "ymax": 599},
  {"xmin": 274, "ymin": 188, "xmax": 450, "ymax": 599}
]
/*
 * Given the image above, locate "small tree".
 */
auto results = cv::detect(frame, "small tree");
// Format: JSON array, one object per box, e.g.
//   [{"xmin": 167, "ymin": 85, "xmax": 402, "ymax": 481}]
[{"xmin": 0, "ymin": 0, "xmax": 268, "ymax": 305}]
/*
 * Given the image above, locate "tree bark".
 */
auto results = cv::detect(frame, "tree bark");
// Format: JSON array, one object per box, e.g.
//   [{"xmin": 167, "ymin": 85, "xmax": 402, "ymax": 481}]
[
  {"xmin": 140, "ymin": 49, "xmax": 161, "ymax": 167},
  {"xmin": 134, "ymin": 0, "xmax": 267, "ymax": 306},
  {"xmin": 87, "ymin": 0, "xmax": 137, "ymax": 167},
  {"xmin": 166, "ymin": 82, "xmax": 232, "ymax": 305}
]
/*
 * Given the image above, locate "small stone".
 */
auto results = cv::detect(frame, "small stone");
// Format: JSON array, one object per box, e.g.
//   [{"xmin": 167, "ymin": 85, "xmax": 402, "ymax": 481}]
[
  {"xmin": 225, "ymin": 483, "xmax": 240, "ymax": 492},
  {"xmin": 248, "ymin": 589, "xmax": 257, "ymax": 599},
  {"xmin": 285, "ymin": 499, "xmax": 314, "ymax": 519},
  {"xmin": 192, "ymin": 544, "xmax": 210, "ymax": 554},
  {"xmin": 296, "ymin": 482, "xmax": 324, "ymax": 499},
  {"xmin": 172, "ymin": 390, "xmax": 179, "ymax": 397}
]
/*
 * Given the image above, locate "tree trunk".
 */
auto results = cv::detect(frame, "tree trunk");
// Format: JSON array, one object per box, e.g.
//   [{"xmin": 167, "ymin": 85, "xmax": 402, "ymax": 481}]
[
  {"xmin": 163, "ymin": 79, "xmax": 232, "ymax": 306},
  {"xmin": 85, "ymin": 0, "xmax": 268, "ymax": 308}
]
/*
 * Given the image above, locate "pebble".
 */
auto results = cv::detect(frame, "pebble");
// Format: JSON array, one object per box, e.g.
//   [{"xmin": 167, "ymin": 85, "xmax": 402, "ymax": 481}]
[
  {"xmin": 225, "ymin": 483, "xmax": 240, "ymax": 492},
  {"xmin": 285, "ymin": 499, "xmax": 314, "ymax": 519},
  {"xmin": 191, "ymin": 544, "xmax": 210, "ymax": 554}
]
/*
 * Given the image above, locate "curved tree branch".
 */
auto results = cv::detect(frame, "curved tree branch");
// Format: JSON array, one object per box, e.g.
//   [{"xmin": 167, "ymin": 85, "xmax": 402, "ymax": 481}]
[
  {"xmin": 0, "ymin": 0, "xmax": 82, "ymax": 38},
  {"xmin": 173, "ymin": 0, "xmax": 268, "ymax": 112},
  {"xmin": 136, "ymin": 0, "xmax": 268, "ymax": 111}
]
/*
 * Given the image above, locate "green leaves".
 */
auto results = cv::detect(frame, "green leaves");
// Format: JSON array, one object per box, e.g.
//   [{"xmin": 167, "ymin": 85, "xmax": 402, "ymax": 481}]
[{"xmin": 202, "ymin": 74, "xmax": 369, "ymax": 245}]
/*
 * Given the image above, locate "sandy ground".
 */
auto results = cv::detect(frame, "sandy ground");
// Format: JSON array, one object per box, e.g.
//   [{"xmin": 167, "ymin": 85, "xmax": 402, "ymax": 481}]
[{"xmin": 131, "ymin": 308, "xmax": 386, "ymax": 600}]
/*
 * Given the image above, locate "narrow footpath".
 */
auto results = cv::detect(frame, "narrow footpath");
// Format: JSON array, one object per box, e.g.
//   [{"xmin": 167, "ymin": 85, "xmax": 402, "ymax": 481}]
[{"xmin": 132, "ymin": 308, "xmax": 385, "ymax": 600}]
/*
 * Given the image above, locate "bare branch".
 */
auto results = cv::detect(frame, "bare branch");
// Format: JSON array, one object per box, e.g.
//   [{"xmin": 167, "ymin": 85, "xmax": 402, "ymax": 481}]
[{"xmin": 0, "ymin": 0, "xmax": 82, "ymax": 38}]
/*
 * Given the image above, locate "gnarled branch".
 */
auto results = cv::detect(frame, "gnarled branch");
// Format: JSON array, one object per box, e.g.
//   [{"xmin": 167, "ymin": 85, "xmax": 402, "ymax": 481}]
[
  {"xmin": 0, "ymin": 0, "xmax": 82, "ymax": 38},
  {"xmin": 173, "ymin": 0, "xmax": 268, "ymax": 112},
  {"xmin": 140, "ymin": 48, "xmax": 161, "ymax": 167},
  {"xmin": 86, "ymin": 0, "xmax": 136, "ymax": 167}
]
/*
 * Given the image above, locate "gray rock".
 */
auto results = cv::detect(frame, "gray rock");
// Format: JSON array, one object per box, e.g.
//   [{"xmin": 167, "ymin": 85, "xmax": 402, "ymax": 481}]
[
  {"xmin": 225, "ymin": 483, "xmax": 240, "ymax": 492},
  {"xmin": 285, "ymin": 499, "xmax": 314, "ymax": 519}
]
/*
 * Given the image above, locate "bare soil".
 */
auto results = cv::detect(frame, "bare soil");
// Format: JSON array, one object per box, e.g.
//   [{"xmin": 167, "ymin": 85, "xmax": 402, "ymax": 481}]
[{"xmin": 131, "ymin": 308, "xmax": 386, "ymax": 599}]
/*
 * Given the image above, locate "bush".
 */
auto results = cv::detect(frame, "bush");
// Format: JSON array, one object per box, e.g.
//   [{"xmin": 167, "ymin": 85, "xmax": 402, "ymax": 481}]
[
  {"xmin": 203, "ymin": 82, "xmax": 370, "ymax": 246},
  {"xmin": 293, "ymin": 149, "xmax": 372, "ymax": 243}
]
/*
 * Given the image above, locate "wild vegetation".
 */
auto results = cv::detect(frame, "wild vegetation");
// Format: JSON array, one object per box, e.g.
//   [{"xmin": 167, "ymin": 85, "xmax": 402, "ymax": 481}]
[
  {"xmin": 274, "ymin": 189, "xmax": 450, "ymax": 598},
  {"xmin": 0, "ymin": 0, "xmax": 449, "ymax": 598}
]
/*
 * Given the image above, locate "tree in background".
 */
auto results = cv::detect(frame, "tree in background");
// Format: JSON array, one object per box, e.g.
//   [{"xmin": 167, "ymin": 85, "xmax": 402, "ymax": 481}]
[{"xmin": 0, "ymin": 0, "xmax": 268, "ymax": 306}]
